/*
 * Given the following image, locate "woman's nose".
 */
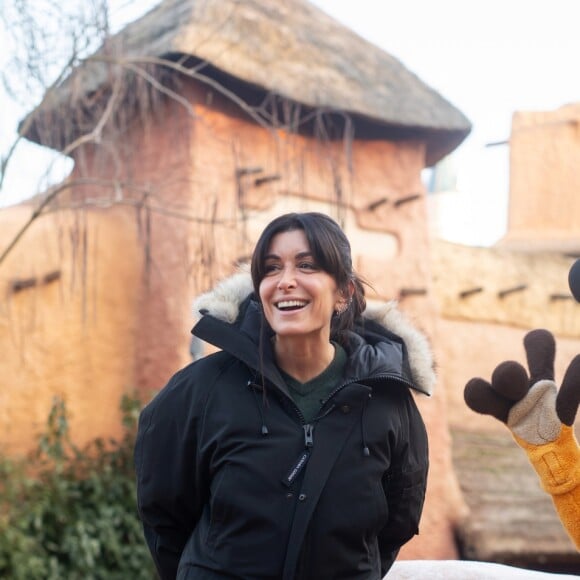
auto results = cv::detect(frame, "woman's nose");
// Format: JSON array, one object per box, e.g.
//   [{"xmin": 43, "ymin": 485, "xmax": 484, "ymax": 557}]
[{"xmin": 277, "ymin": 267, "xmax": 297, "ymax": 290}]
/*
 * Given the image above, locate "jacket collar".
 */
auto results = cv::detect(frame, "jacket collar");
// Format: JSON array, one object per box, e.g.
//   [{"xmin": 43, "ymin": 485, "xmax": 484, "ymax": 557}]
[{"xmin": 192, "ymin": 271, "xmax": 435, "ymax": 395}]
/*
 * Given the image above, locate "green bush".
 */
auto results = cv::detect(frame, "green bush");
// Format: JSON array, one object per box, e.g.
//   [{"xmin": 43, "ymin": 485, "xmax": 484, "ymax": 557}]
[{"xmin": 0, "ymin": 394, "xmax": 156, "ymax": 579}]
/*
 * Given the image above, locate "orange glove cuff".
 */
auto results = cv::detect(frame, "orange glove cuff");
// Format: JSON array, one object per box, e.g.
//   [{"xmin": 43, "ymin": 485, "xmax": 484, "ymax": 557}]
[
  {"xmin": 513, "ymin": 425, "xmax": 580, "ymax": 550},
  {"xmin": 513, "ymin": 425, "xmax": 580, "ymax": 495}
]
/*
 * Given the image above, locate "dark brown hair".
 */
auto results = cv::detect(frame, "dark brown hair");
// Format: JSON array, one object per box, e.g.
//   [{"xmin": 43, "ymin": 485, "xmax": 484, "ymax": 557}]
[{"xmin": 250, "ymin": 212, "xmax": 366, "ymax": 340}]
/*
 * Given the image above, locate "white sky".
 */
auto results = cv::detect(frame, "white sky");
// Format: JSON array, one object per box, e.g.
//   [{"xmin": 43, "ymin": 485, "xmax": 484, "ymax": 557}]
[{"xmin": 1, "ymin": 0, "xmax": 579, "ymax": 246}]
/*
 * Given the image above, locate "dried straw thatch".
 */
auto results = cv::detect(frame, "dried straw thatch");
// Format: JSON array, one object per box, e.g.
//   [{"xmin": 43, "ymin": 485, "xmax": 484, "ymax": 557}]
[{"xmin": 21, "ymin": 0, "xmax": 471, "ymax": 165}]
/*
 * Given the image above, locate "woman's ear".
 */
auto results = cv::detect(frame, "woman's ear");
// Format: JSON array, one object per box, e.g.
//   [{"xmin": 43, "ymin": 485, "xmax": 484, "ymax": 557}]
[
  {"xmin": 345, "ymin": 280, "xmax": 356, "ymax": 301},
  {"xmin": 334, "ymin": 282, "xmax": 354, "ymax": 314},
  {"xmin": 334, "ymin": 298, "xmax": 348, "ymax": 315}
]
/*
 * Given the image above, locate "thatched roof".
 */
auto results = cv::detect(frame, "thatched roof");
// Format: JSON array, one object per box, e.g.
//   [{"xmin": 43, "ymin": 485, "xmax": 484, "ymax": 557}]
[
  {"xmin": 21, "ymin": 0, "xmax": 471, "ymax": 166},
  {"xmin": 452, "ymin": 429, "xmax": 580, "ymax": 573}
]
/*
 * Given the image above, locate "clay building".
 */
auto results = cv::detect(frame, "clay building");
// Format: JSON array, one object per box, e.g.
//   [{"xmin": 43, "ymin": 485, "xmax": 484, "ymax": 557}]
[
  {"xmin": 502, "ymin": 103, "xmax": 580, "ymax": 253},
  {"xmin": 430, "ymin": 102, "xmax": 580, "ymax": 571},
  {"xmin": 0, "ymin": 0, "xmax": 470, "ymax": 562},
  {"xmin": 6, "ymin": 0, "xmax": 579, "ymax": 570}
]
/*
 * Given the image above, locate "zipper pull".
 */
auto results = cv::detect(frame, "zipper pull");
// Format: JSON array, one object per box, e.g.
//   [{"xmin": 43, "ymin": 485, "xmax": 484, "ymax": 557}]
[{"xmin": 303, "ymin": 424, "xmax": 314, "ymax": 448}]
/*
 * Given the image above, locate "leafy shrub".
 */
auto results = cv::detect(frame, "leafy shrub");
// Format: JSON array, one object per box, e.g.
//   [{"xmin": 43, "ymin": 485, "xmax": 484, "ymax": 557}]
[{"xmin": 0, "ymin": 395, "xmax": 156, "ymax": 579}]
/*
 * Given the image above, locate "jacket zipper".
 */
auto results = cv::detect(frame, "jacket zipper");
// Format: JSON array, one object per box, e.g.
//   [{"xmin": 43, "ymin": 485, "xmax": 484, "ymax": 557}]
[
  {"xmin": 278, "ymin": 373, "xmax": 413, "ymax": 488},
  {"xmin": 303, "ymin": 424, "xmax": 314, "ymax": 448},
  {"xmin": 282, "ymin": 423, "xmax": 315, "ymax": 487},
  {"xmin": 320, "ymin": 372, "xmax": 415, "ymax": 408}
]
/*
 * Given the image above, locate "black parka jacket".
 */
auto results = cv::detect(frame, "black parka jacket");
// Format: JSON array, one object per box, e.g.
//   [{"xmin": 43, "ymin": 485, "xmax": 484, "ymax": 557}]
[{"xmin": 135, "ymin": 272, "xmax": 434, "ymax": 580}]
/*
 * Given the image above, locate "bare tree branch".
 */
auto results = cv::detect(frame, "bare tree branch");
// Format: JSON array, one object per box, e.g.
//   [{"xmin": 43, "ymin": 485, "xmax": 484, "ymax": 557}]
[
  {"xmin": 92, "ymin": 55, "xmax": 278, "ymax": 134},
  {"xmin": 121, "ymin": 61, "xmax": 198, "ymax": 119},
  {"xmin": 0, "ymin": 73, "xmax": 123, "ymax": 267},
  {"xmin": 1, "ymin": 3, "xmax": 354, "ymax": 273},
  {"xmin": 0, "ymin": 52, "xmax": 77, "ymax": 192}
]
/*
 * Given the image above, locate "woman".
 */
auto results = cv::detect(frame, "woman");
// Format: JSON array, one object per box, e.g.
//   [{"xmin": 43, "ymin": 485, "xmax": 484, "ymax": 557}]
[{"xmin": 135, "ymin": 212, "xmax": 434, "ymax": 580}]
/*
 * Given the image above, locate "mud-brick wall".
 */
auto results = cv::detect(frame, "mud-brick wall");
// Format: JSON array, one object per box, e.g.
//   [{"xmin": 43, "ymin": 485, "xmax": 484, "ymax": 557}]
[
  {"xmin": 431, "ymin": 239, "xmax": 580, "ymax": 433},
  {"xmin": 0, "ymin": 205, "xmax": 143, "ymax": 455},
  {"xmin": 0, "ymin": 77, "xmax": 462, "ymax": 559},
  {"xmin": 504, "ymin": 103, "xmax": 580, "ymax": 252}
]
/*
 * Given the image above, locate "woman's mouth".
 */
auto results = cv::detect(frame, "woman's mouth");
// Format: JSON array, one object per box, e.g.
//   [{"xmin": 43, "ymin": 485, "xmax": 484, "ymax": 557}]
[{"xmin": 275, "ymin": 300, "xmax": 309, "ymax": 311}]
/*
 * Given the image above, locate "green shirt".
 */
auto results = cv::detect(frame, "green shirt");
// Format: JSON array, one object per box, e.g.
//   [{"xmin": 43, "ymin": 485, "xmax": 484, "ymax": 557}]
[{"xmin": 279, "ymin": 343, "xmax": 347, "ymax": 423}]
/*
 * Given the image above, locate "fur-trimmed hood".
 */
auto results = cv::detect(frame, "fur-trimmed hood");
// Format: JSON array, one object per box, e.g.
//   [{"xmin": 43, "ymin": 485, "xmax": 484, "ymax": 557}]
[{"xmin": 193, "ymin": 271, "xmax": 436, "ymax": 395}]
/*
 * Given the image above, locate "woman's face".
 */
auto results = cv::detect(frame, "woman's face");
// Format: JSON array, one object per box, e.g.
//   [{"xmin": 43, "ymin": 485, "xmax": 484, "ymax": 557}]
[{"xmin": 259, "ymin": 229, "xmax": 345, "ymax": 342}]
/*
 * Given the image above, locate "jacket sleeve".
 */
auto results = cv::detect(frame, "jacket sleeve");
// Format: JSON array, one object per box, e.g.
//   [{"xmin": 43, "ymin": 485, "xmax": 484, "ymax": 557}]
[
  {"xmin": 134, "ymin": 366, "xmax": 208, "ymax": 580},
  {"xmin": 378, "ymin": 390, "xmax": 429, "ymax": 575}
]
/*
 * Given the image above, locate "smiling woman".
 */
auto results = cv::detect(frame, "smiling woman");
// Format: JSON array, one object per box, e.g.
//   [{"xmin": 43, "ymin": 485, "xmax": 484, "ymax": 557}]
[
  {"xmin": 254, "ymin": 218, "xmax": 359, "ymax": 382},
  {"xmin": 135, "ymin": 212, "xmax": 435, "ymax": 580}
]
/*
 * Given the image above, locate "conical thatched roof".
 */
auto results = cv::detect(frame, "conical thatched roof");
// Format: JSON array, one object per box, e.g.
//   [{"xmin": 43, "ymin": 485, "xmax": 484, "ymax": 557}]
[{"xmin": 21, "ymin": 0, "xmax": 471, "ymax": 165}]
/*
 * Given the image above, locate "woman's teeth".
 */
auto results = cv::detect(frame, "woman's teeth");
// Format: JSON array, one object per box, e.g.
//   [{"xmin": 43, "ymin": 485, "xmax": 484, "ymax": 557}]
[{"xmin": 276, "ymin": 300, "xmax": 307, "ymax": 311}]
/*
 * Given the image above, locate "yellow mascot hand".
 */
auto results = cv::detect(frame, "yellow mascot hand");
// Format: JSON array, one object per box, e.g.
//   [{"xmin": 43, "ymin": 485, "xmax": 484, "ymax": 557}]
[{"xmin": 464, "ymin": 329, "xmax": 580, "ymax": 550}]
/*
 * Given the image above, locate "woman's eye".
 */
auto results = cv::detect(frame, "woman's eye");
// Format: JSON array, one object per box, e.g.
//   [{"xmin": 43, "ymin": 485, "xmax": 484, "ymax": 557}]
[
  {"xmin": 264, "ymin": 264, "xmax": 280, "ymax": 274},
  {"xmin": 298, "ymin": 262, "xmax": 317, "ymax": 270}
]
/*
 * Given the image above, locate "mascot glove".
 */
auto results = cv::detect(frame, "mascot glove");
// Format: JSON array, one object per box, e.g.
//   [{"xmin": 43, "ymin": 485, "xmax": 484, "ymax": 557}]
[{"xmin": 464, "ymin": 329, "xmax": 580, "ymax": 550}]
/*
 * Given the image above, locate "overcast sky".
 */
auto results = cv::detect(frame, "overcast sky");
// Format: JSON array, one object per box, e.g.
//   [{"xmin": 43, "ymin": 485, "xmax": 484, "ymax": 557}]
[{"xmin": 2, "ymin": 0, "xmax": 579, "ymax": 245}]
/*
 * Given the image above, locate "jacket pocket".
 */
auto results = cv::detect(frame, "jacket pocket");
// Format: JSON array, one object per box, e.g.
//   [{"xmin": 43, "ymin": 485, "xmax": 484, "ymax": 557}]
[
  {"xmin": 383, "ymin": 468, "xmax": 427, "ymax": 537},
  {"xmin": 372, "ymin": 478, "xmax": 389, "ymax": 527},
  {"xmin": 205, "ymin": 463, "xmax": 230, "ymax": 549},
  {"xmin": 400, "ymin": 481, "xmax": 426, "ymax": 535}
]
